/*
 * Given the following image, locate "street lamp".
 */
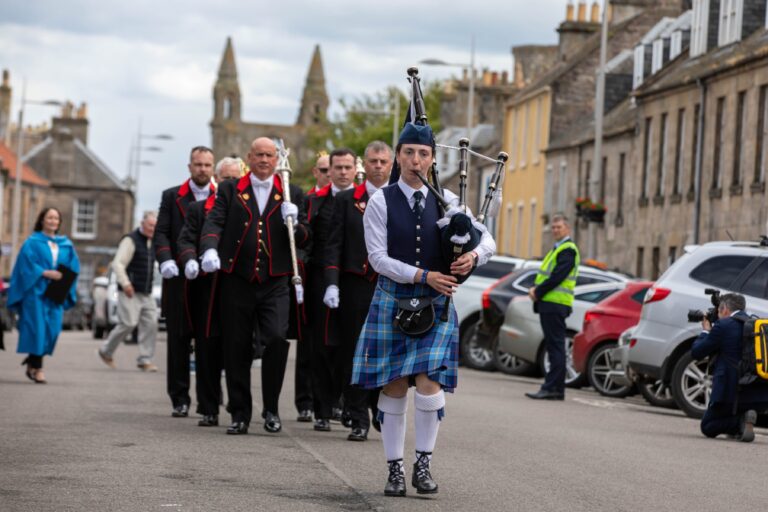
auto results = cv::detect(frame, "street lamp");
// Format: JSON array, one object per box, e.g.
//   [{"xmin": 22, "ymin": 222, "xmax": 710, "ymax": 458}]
[
  {"xmin": 9, "ymin": 80, "xmax": 63, "ymax": 267},
  {"xmin": 128, "ymin": 119, "xmax": 172, "ymax": 217},
  {"xmin": 419, "ymin": 35, "xmax": 476, "ymax": 141}
]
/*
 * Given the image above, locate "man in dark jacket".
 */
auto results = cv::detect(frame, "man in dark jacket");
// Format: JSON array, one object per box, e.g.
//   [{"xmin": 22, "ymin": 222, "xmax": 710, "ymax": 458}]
[{"xmin": 692, "ymin": 293, "xmax": 768, "ymax": 442}]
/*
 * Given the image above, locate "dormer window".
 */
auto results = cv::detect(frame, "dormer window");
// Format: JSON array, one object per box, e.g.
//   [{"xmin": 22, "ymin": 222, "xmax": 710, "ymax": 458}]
[
  {"xmin": 670, "ymin": 31, "xmax": 683, "ymax": 59},
  {"xmin": 633, "ymin": 45, "xmax": 645, "ymax": 88},
  {"xmin": 718, "ymin": 0, "xmax": 743, "ymax": 46},
  {"xmin": 651, "ymin": 39, "xmax": 665, "ymax": 74},
  {"xmin": 691, "ymin": 0, "xmax": 711, "ymax": 57}
]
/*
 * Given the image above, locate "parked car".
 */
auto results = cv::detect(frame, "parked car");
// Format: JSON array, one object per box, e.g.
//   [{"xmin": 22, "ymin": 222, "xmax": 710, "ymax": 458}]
[
  {"xmin": 471, "ymin": 262, "xmax": 631, "ymax": 375},
  {"xmin": 455, "ymin": 255, "xmax": 524, "ymax": 370},
  {"xmin": 628, "ymin": 241, "xmax": 768, "ymax": 418},
  {"xmin": 573, "ymin": 281, "xmax": 653, "ymax": 397},
  {"xmin": 611, "ymin": 326, "xmax": 677, "ymax": 408},
  {"xmin": 92, "ymin": 265, "xmax": 165, "ymax": 339},
  {"xmin": 497, "ymin": 282, "xmax": 624, "ymax": 386}
]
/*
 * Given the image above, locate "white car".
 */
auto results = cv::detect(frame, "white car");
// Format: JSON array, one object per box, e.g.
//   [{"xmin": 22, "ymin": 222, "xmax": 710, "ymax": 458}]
[
  {"xmin": 453, "ymin": 255, "xmax": 525, "ymax": 369},
  {"xmin": 92, "ymin": 265, "xmax": 165, "ymax": 339},
  {"xmin": 497, "ymin": 282, "xmax": 626, "ymax": 386}
]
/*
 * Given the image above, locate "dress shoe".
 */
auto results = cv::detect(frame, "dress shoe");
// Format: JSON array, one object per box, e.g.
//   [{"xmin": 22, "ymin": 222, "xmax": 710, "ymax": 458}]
[
  {"xmin": 331, "ymin": 407, "xmax": 343, "ymax": 423},
  {"xmin": 32, "ymin": 369, "xmax": 47, "ymax": 384},
  {"xmin": 137, "ymin": 362, "xmax": 158, "ymax": 372},
  {"xmin": 371, "ymin": 417, "xmax": 381, "ymax": 433},
  {"xmin": 264, "ymin": 411, "xmax": 282, "ymax": 433},
  {"xmin": 384, "ymin": 459, "xmax": 406, "ymax": 497},
  {"xmin": 172, "ymin": 404, "xmax": 189, "ymax": 417},
  {"xmin": 740, "ymin": 410, "xmax": 758, "ymax": 443},
  {"xmin": 198, "ymin": 414, "xmax": 218, "ymax": 427},
  {"xmin": 97, "ymin": 349, "xmax": 116, "ymax": 369},
  {"xmin": 226, "ymin": 421, "xmax": 249, "ymax": 435},
  {"xmin": 314, "ymin": 419, "xmax": 331, "ymax": 432},
  {"xmin": 525, "ymin": 389, "xmax": 565, "ymax": 400},
  {"xmin": 347, "ymin": 427, "xmax": 368, "ymax": 442},
  {"xmin": 412, "ymin": 451, "xmax": 438, "ymax": 494},
  {"xmin": 297, "ymin": 409, "xmax": 313, "ymax": 422},
  {"xmin": 341, "ymin": 411, "xmax": 354, "ymax": 428}
]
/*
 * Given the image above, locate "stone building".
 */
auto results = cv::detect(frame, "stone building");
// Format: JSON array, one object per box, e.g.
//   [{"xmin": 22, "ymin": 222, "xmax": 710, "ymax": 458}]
[
  {"xmin": 497, "ymin": 0, "xmax": 688, "ymax": 258},
  {"xmin": 210, "ymin": 38, "xmax": 329, "ymax": 171},
  {"xmin": 545, "ymin": 0, "xmax": 768, "ymax": 279}
]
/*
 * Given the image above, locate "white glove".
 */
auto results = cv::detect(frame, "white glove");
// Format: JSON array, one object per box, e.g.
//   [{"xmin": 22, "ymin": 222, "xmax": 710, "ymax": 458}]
[
  {"xmin": 201, "ymin": 249, "xmax": 220, "ymax": 273},
  {"xmin": 281, "ymin": 201, "xmax": 298, "ymax": 225},
  {"xmin": 185, "ymin": 259, "xmax": 199, "ymax": 280},
  {"xmin": 323, "ymin": 285, "xmax": 340, "ymax": 309},
  {"xmin": 160, "ymin": 260, "xmax": 179, "ymax": 279},
  {"xmin": 294, "ymin": 284, "xmax": 304, "ymax": 305}
]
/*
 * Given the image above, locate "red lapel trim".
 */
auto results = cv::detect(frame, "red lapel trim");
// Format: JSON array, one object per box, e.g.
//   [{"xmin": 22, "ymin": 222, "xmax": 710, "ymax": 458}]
[
  {"xmin": 315, "ymin": 183, "xmax": 331, "ymax": 198},
  {"xmin": 353, "ymin": 182, "xmax": 367, "ymax": 201},
  {"xmin": 177, "ymin": 179, "xmax": 190, "ymax": 197},
  {"xmin": 272, "ymin": 173, "xmax": 283, "ymax": 194},
  {"xmin": 204, "ymin": 193, "xmax": 216, "ymax": 213},
  {"xmin": 236, "ymin": 172, "xmax": 251, "ymax": 193}
]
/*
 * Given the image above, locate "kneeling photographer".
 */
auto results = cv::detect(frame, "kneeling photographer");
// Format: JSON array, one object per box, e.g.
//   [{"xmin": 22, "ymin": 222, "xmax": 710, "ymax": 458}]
[{"xmin": 691, "ymin": 292, "xmax": 768, "ymax": 442}]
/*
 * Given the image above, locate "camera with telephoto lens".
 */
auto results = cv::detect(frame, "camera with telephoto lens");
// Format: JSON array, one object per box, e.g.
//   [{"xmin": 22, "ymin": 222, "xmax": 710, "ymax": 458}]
[{"xmin": 687, "ymin": 288, "xmax": 721, "ymax": 323}]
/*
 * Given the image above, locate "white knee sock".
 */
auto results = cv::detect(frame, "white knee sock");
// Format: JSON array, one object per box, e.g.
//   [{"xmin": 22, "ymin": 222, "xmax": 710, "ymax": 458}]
[
  {"xmin": 414, "ymin": 390, "xmax": 445, "ymax": 462},
  {"xmin": 377, "ymin": 392, "xmax": 408, "ymax": 463}
]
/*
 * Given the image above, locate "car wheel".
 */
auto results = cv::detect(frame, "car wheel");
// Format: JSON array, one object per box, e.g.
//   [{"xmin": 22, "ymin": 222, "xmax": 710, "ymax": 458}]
[
  {"xmin": 637, "ymin": 376, "xmax": 676, "ymax": 408},
  {"xmin": 491, "ymin": 336, "xmax": 536, "ymax": 375},
  {"xmin": 459, "ymin": 320, "xmax": 495, "ymax": 371},
  {"xmin": 586, "ymin": 342, "xmax": 633, "ymax": 398},
  {"xmin": 539, "ymin": 332, "xmax": 585, "ymax": 388},
  {"xmin": 670, "ymin": 351, "xmax": 710, "ymax": 419}
]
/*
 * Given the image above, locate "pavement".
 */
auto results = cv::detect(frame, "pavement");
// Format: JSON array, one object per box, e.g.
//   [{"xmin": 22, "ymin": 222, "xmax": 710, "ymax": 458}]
[{"xmin": 1, "ymin": 330, "xmax": 767, "ymax": 512}]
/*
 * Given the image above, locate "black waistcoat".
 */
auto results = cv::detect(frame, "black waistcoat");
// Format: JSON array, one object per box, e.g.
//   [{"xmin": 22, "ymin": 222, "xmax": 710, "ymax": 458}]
[{"xmin": 124, "ymin": 228, "xmax": 155, "ymax": 294}]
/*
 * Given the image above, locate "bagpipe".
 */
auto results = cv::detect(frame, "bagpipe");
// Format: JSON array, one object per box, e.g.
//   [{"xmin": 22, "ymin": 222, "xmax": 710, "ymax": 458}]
[{"xmin": 397, "ymin": 67, "xmax": 508, "ymax": 320}]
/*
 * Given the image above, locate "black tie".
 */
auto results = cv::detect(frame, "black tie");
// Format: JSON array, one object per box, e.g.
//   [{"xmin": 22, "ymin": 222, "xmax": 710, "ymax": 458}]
[{"xmin": 412, "ymin": 191, "xmax": 424, "ymax": 217}]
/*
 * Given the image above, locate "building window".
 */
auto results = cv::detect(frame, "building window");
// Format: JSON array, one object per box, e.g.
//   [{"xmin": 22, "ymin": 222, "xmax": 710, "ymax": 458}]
[
  {"xmin": 732, "ymin": 90, "xmax": 747, "ymax": 188},
  {"xmin": 669, "ymin": 246, "xmax": 678, "ymax": 267},
  {"xmin": 508, "ymin": 109, "xmax": 517, "ymax": 170},
  {"xmin": 713, "ymin": 96, "xmax": 726, "ymax": 191},
  {"xmin": 755, "ymin": 85, "xmax": 768, "ymax": 184},
  {"xmin": 73, "ymin": 199, "xmax": 97, "ymax": 239},
  {"xmin": 515, "ymin": 203, "xmax": 524, "ymax": 255},
  {"xmin": 617, "ymin": 152, "xmax": 626, "ymax": 222},
  {"xmin": 673, "ymin": 108, "xmax": 686, "ymax": 195},
  {"xmin": 656, "ymin": 112, "xmax": 668, "ymax": 197},
  {"xmin": 633, "ymin": 45, "xmax": 645, "ymax": 88},
  {"xmin": 558, "ymin": 161, "xmax": 567, "ymax": 212},
  {"xmin": 504, "ymin": 204, "xmax": 513, "ymax": 254},
  {"xmin": 582, "ymin": 160, "xmax": 591, "ymax": 198},
  {"xmin": 545, "ymin": 165, "xmax": 554, "ymax": 216},
  {"xmin": 599, "ymin": 156, "xmax": 607, "ymax": 204},
  {"xmin": 637, "ymin": 246, "xmax": 645, "ymax": 278},
  {"xmin": 718, "ymin": 0, "xmax": 743, "ymax": 46},
  {"xmin": 642, "ymin": 117, "xmax": 653, "ymax": 199},
  {"xmin": 651, "ymin": 39, "xmax": 664, "ymax": 74},
  {"xmin": 690, "ymin": 103, "xmax": 701, "ymax": 194},
  {"xmin": 521, "ymin": 103, "xmax": 530, "ymax": 168},
  {"xmin": 223, "ymin": 98, "xmax": 232, "ymax": 119},
  {"xmin": 670, "ymin": 31, "xmax": 683, "ymax": 59},
  {"xmin": 533, "ymin": 97, "xmax": 542, "ymax": 164},
  {"xmin": 652, "ymin": 246, "xmax": 661, "ymax": 280},
  {"xmin": 528, "ymin": 200, "xmax": 537, "ymax": 256},
  {"xmin": 691, "ymin": 0, "xmax": 711, "ymax": 57}
]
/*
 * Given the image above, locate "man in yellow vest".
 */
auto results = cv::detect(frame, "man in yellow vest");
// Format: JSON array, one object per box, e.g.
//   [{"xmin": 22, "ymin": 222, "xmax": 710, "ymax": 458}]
[{"xmin": 525, "ymin": 213, "xmax": 580, "ymax": 400}]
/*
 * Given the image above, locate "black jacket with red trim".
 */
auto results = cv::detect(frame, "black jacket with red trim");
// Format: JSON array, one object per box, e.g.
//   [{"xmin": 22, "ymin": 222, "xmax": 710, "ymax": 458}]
[
  {"xmin": 303, "ymin": 183, "xmax": 337, "ymax": 269},
  {"xmin": 176, "ymin": 194, "xmax": 216, "ymax": 266},
  {"xmin": 154, "ymin": 179, "xmax": 215, "ymax": 264},
  {"xmin": 200, "ymin": 172, "xmax": 310, "ymax": 282},
  {"xmin": 324, "ymin": 183, "xmax": 377, "ymax": 288}
]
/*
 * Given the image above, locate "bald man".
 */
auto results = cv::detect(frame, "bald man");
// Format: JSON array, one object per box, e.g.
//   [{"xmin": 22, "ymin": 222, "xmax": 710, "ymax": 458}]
[{"xmin": 200, "ymin": 138, "xmax": 311, "ymax": 435}]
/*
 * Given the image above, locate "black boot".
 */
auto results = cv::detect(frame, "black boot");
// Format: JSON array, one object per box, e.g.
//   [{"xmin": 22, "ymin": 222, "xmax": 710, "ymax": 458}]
[
  {"xmin": 384, "ymin": 459, "xmax": 406, "ymax": 497},
  {"xmin": 412, "ymin": 451, "xmax": 438, "ymax": 494}
]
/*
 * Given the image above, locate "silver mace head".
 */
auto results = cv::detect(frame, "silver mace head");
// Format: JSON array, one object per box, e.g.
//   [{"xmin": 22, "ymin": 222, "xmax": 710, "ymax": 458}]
[{"xmin": 276, "ymin": 140, "xmax": 292, "ymax": 176}]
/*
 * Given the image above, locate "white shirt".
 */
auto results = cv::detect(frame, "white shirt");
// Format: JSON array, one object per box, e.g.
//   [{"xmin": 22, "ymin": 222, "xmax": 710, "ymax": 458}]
[
  {"xmin": 189, "ymin": 180, "xmax": 212, "ymax": 202},
  {"xmin": 364, "ymin": 178, "xmax": 496, "ymax": 284},
  {"xmin": 365, "ymin": 181, "xmax": 381, "ymax": 198},
  {"xmin": 331, "ymin": 184, "xmax": 354, "ymax": 197},
  {"xmin": 250, "ymin": 174, "xmax": 274, "ymax": 215}
]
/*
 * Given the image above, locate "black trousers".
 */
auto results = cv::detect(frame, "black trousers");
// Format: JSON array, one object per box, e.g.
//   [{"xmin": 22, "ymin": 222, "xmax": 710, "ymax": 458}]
[
  {"xmin": 164, "ymin": 276, "xmax": 193, "ymax": 407},
  {"xmin": 337, "ymin": 273, "xmax": 379, "ymax": 429},
  {"xmin": 539, "ymin": 303, "xmax": 570, "ymax": 394},
  {"xmin": 290, "ymin": 289, "xmax": 313, "ymax": 413},
  {"xmin": 307, "ymin": 268, "xmax": 337, "ymax": 420},
  {"xmin": 220, "ymin": 272, "xmax": 289, "ymax": 424},
  {"xmin": 188, "ymin": 275, "xmax": 222, "ymax": 416},
  {"xmin": 24, "ymin": 355, "xmax": 43, "ymax": 369}
]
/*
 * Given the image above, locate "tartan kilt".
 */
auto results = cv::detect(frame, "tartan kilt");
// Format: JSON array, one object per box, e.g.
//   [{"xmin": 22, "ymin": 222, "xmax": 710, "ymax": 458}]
[{"xmin": 351, "ymin": 275, "xmax": 459, "ymax": 392}]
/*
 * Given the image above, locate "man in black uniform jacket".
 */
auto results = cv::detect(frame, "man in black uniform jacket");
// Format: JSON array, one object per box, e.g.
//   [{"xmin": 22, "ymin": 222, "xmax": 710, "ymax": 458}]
[
  {"xmin": 305, "ymin": 147, "xmax": 356, "ymax": 432},
  {"xmin": 154, "ymin": 146, "xmax": 216, "ymax": 417},
  {"xmin": 324, "ymin": 140, "xmax": 392, "ymax": 441},
  {"xmin": 176, "ymin": 157, "xmax": 243, "ymax": 427},
  {"xmin": 200, "ymin": 137, "xmax": 310, "ymax": 435}
]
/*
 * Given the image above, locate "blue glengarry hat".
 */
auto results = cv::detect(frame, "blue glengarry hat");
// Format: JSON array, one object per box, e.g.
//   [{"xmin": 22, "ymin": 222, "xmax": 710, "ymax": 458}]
[{"xmin": 398, "ymin": 122, "xmax": 434, "ymax": 147}]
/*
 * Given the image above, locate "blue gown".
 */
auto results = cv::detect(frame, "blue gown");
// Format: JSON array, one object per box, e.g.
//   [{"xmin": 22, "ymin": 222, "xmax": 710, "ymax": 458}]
[{"xmin": 8, "ymin": 231, "xmax": 80, "ymax": 356}]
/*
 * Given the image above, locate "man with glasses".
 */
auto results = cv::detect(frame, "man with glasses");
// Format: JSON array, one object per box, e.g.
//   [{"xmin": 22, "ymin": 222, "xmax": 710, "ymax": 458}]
[
  {"xmin": 154, "ymin": 146, "xmax": 216, "ymax": 418},
  {"xmin": 176, "ymin": 157, "xmax": 243, "ymax": 427},
  {"xmin": 308, "ymin": 152, "xmax": 331, "ymax": 195},
  {"xmin": 200, "ymin": 137, "xmax": 310, "ymax": 435}
]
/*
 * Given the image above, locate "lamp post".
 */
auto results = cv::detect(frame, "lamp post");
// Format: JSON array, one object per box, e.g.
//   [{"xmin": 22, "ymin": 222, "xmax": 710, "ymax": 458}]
[
  {"xmin": 9, "ymin": 80, "xmax": 62, "ymax": 267},
  {"xmin": 129, "ymin": 119, "xmax": 172, "ymax": 220},
  {"xmin": 419, "ymin": 35, "xmax": 476, "ymax": 141}
]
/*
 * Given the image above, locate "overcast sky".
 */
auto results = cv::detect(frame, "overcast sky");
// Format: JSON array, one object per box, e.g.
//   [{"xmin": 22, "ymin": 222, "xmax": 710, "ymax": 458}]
[{"xmin": 1, "ymin": 0, "xmax": 567, "ymax": 220}]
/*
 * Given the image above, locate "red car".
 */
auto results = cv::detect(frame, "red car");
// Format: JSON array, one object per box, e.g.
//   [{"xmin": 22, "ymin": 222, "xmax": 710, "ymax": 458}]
[{"xmin": 573, "ymin": 281, "xmax": 654, "ymax": 397}]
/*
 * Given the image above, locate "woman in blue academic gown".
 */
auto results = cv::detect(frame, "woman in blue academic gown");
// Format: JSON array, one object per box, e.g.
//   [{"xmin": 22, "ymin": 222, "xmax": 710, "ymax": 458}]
[{"xmin": 9, "ymin": 207, "xmax": 79, "ymax": 383}]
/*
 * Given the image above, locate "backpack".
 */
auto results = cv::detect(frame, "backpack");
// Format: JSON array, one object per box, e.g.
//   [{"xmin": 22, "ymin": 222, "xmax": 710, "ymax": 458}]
[{"xmin": 737, "ymin": 316, "xmax": 768, "ymax": 386}]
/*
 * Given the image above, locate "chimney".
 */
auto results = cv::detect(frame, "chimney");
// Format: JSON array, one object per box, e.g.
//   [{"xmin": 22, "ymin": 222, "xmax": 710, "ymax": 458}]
[
  {"xmin": 566, "ymin": 0, "xmax": 575, "ymax": 21},
  {"xmin": 0, "ymin": 69, "xmax": 11, "ymax": 143},
  {"xmin": 557, "ymin": 1, "xmax": 600, "ymax": 61},
  {"xmin": 590, "ymin": 1, "xmax": 600, "ymax": 23},
  {"xmin": 512, "ymin": 45, "xmax": 559, "ymax": 86},
  {"xmin": 491, "ymin": 71, "xmax": 499, "ymax": 85},
  {"xmin": 577, "ymin": 1, "xmax": 587, "ymax": 22},
  {"xmin": 52, "ymin": 99, "xmax": 89, "ymax": 145},
  {"xmin": 501, "ymin": 70, "xmax": 509, "ymax": 85}
]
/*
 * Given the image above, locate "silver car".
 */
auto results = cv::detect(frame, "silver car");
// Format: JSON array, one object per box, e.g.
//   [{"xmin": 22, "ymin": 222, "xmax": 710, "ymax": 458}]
[
  {"xmin": 628, "ymin": 241, "xmax": 768, "ymax": 418},
  {"xmin": 497, "ymin": 282, "xmax": 625, "ymax": 386}
]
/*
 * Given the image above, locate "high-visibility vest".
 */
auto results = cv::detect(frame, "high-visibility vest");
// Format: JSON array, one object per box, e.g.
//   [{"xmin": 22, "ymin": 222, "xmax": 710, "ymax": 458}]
[{"xmin": 534, "ymin": 240, "xmax": 580, "ymax": 307}]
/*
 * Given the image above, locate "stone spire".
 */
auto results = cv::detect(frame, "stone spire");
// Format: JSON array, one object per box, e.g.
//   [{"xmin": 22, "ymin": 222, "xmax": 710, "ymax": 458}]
[
  {"xmin": 297, "ymin": 44, "xmax": 329, "ymax": 127},
  {"xmin": 213, "ymin": 37, "xmax": 241, "ymax": 122},
  {"xmin": 218, "ymin": 36, "xmax": 238, "ymax": 80}
]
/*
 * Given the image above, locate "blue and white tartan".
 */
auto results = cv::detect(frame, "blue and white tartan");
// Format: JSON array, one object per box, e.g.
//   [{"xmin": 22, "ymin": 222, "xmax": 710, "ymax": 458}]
[{"xmin": 351, "ymin": 275, "xmax": 459, "ymax": 392}]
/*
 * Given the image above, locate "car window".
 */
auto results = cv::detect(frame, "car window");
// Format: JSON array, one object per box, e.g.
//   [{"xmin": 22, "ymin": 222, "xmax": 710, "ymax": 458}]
[
  {"xmin": 631, "ymin": 287, "xmax": 652, "ymax": 304},
  {"xmin": 739, "ymin": 258, "xmax": 768, "ymax": 299},
  {"xmin": 576, "ymin": 289, "xmax": 618, "ymax": 303},
  {"xmin": 514, "ymin": 272, "xmax": 537, "ymax": 291},
  {"xmin": 689, "ymin": 255, "xmax": 756, "ymax": 290},
  {"xmin": 576, "ymin": 274, "xmax": 611, "ymax": 286},
  {"xmin": 474, "ymin": 260, "xmax": 517, "ymax": 279}
]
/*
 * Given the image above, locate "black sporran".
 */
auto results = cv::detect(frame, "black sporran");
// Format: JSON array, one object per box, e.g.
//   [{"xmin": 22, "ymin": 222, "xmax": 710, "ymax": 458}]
[{"xmin": 394, "ymin": 296, "xmax": 435, "ymax": 336}]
